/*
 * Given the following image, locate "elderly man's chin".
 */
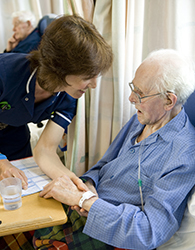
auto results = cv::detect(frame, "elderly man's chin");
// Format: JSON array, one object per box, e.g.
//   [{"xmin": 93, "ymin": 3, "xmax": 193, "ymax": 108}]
[{"xmin": 137, "ymin": 112, "xmax": 145, "ymax": 124}]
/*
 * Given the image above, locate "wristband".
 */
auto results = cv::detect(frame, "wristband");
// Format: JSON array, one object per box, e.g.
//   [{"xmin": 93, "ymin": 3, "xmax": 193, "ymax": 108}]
[
  {"xmin": 0, "ymin": 153, "xmax": 7, "ymax": 160},
  {"xmin": 79, "ymin": 191, "xmax": 96, "ymax": 208}
]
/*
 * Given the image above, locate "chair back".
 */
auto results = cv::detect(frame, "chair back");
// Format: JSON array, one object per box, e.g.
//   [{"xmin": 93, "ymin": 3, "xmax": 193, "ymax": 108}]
[
  {"xmin": 184, "ymin": 91, "xmax": 195, "ymax": 127},
  {"xmin": 37, "ymin": 14, "xmax": 57, "ymax": 36}
]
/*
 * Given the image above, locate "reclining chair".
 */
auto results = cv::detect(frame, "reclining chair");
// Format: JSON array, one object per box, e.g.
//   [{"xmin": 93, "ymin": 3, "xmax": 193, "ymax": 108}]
[
  {"xmin": 37, "ymin": 13, "xmax": 57, "ymax": 36},
  {"xmin": 184, "ymin": 90, "xmax": 195, "ymax": 126}
]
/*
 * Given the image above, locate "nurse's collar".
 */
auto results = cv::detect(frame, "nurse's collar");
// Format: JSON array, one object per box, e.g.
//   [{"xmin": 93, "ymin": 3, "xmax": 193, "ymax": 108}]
[{"xmin": 26, "ymin": 67, "xmax": 37, "ymax": 93}]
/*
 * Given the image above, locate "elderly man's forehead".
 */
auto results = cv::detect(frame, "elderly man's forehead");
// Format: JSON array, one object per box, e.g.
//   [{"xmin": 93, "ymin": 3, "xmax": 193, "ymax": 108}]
[
  {"xmin": 12, "ymin": 17, "xmax": 21, "ymax": 25},
  {"xmin": 136, "ymin": 60, "xmax": 161, "ymax": 81}
]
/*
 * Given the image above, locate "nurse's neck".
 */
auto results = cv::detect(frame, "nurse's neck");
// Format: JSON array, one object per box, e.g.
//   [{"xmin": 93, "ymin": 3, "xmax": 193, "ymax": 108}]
[{"xmin": 34, "ymin": 81, "xmax": 53, "ymax": 103}]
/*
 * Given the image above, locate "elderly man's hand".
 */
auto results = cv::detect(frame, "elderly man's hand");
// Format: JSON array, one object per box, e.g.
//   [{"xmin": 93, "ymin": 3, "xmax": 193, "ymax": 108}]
[
  {"xmin": 39, "ymin": 175, "xmax": 88, "ymax": 206},
  {"xmin": 0, "ymin": 159, "xmax": 28, "ymax": 189},
  {"xmin": 6, "ymin": 34, "xmax": 19, "ymax": 51},
  {"xmin": 71, "ymin": 206, "xmax": 89, "ymax": 217}
]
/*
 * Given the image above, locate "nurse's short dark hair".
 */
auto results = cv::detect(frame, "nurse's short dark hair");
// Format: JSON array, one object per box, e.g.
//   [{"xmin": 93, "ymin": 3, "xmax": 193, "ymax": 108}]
[{"xmin": 28, "ymin": 14, "xmax": 113, "ymax": 93}]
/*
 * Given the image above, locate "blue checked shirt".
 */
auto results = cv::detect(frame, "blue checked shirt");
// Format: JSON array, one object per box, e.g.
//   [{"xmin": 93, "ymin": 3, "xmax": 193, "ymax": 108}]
[{"xmin": 82, "ymin": 108, "xmax": 195, "ymax": 249}]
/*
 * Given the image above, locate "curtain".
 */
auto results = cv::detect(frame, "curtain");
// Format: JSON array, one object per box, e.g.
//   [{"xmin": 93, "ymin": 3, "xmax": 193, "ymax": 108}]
[
  {"xmin": 87, "ymin": 0, "xmax": 140, "ymax": 168},
  {"xmin": 67, "ymin": 0, "xmax": 145, "ymax": 173},
  {"xmin": 1, "ymin": 0, "xmax": 195, "ymax": 176},
  {"xmin": 142, "ymin": 0, "xmax": 195, "ymax": 60},
  {"xmin": 63, "ymin": 0, "xmax": 95, "ymax": 176}
]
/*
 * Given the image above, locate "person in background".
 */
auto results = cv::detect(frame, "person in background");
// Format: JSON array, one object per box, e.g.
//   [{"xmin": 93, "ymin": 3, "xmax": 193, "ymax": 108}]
[
  {"xmin": 3, "ymin": 10, "xmax": 41, "ymax": 53},
  {"xmin": 0, "ymin": 15, "xmax": 113, "ymax": 192},
  {"xmin": 33, "ymin": 49, "xmax": 195, "ymax": 250}
]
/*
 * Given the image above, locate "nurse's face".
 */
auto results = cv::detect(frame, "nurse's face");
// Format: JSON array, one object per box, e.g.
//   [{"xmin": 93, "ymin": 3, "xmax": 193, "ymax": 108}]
[{"xmin": 55, "ymin": 75, "xmax": 98, "ymax": 99}]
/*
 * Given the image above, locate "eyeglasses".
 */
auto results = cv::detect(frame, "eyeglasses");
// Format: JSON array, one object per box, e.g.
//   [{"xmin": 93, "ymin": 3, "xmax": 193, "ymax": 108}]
[{"xmin": 129, "ymin": 82, "xmax": 162, "ymax": 104}]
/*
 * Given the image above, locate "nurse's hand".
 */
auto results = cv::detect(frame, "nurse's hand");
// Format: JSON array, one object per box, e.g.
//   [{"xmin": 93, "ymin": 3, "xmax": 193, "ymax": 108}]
[
  {"xmin": 71, "ymin": 174, "xmax": 88, "ymax": 192},
  {"xmin": 0, "ymin": 159, "xmax": 28, "ymax": 189}
]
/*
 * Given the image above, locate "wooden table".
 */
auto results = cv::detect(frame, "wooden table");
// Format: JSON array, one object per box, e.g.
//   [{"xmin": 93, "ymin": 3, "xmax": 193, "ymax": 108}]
[{"xmin": 0, "ymin": 192, "xmax": 67, "ymax": 236}]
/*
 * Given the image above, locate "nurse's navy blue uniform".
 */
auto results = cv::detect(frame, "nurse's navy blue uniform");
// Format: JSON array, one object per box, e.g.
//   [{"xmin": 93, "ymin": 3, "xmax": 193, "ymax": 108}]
[{"xmin": 0, "ymin": 53, "xmax": 77, "ymax": 160}]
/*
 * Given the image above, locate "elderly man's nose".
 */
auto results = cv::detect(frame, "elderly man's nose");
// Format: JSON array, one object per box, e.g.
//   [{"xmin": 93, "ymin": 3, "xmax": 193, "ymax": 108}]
[{"xmin": 129, "ymin": 91, "xmax": 137, "ymax": 104}]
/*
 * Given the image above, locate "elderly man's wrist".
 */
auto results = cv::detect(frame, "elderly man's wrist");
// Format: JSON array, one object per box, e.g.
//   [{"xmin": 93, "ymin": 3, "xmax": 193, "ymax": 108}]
[
  {"xmin": 78, "ymin": 190, "xmax": 97, "ymax": 209},
  {"xmin": 82, "ymin": 196, "xmax": 98, "ymax": 211}
]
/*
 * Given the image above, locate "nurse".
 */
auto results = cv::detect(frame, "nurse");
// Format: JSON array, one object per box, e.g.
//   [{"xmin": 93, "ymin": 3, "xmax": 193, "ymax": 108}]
[{"xmin": 0, "ymin": 14, "xmax": 113, "ymax": 190}]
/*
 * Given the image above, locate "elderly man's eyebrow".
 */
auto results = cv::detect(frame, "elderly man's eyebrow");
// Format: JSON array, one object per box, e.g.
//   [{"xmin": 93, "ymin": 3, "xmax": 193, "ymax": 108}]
[{"xmin": 132, "ymin": 82, "xmax": 144, "ymax": 95}]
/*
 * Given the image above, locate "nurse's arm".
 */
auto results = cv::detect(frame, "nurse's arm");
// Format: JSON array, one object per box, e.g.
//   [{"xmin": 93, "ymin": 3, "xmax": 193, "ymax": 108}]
[{"xmin": 33, "ymin": 120, "xmax": 86, "ymax": 191}]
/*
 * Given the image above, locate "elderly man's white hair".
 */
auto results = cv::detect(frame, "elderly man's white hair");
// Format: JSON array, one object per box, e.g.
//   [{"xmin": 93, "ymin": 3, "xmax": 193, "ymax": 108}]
[
  {"xmin": 12, "ymin": 10, "xmax": 37, "ymax": 28},
  {"xmin": 144, "ymin": 49, "xmax": 195, "ymax": 105}
]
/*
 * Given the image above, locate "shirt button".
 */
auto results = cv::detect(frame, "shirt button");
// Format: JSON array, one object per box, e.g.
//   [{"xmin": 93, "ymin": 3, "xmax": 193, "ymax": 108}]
[
  {"xmin": 25, "ymin": 97, "xmax": 29, "ymax": 101},
  {"xmin": 130, "ymin": 148, "xmax": 135, "ymax": 153}
]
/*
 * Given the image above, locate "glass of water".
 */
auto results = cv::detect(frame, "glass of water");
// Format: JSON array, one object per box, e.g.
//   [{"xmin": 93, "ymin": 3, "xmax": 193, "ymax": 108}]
[{"xmin": 0, "ymin": 177, "xmax": 22, "ymax": 210}]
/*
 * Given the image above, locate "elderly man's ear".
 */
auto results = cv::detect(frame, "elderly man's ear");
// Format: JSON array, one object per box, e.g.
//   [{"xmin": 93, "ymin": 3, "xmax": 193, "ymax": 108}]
[
  {"xmin": 27, "ymin": 20, "xmax": 31, "ymax": 27},
  {"xmin": 164, "ymin": 93, "xmax": 178, "ymax": 110}
]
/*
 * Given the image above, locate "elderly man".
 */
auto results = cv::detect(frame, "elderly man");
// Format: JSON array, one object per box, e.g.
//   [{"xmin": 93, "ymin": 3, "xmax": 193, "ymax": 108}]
[
  {"xmin": 33, "ymin": 49, "xmax": 195, "ymax": 250},
  {"xmin": 4, "ymin": 10, "xmax": 41, "ymax": 53}
]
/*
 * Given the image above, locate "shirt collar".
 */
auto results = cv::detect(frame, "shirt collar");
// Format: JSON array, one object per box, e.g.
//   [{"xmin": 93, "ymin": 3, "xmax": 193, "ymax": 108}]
[
  {"xmin": 150, "ymin": 107, "xmax": 186, "ymax": 143},
  {"xmin": 132, "ymin": 107, "xmax": 186, "ymax": 145},
  {"xmin": 26, "ymin": 68, "xmax": 61, "ymax": 98}
]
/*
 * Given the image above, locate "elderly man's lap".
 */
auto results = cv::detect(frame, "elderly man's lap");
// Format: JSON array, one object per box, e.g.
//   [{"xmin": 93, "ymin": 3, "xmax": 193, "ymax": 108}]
[{"xmin": 33, "ymin": 204, "xmax": 114, "ymax": 250}]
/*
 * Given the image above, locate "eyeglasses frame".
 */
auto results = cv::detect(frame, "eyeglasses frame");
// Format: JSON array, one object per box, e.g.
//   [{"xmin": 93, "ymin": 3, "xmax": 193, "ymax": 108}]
[{"xmin": 129, "ymin": 82, "xmax": 163, "ymax": 103}]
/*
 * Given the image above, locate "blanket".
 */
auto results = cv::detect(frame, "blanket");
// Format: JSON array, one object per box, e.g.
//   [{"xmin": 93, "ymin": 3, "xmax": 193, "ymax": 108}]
[
  {"xmin": 33, "ymin": 204, "xmax": 114, "ymax": 250},
  {"xmin": 0, "ymin": 230, "xmax": 34, "ymax": 250}
]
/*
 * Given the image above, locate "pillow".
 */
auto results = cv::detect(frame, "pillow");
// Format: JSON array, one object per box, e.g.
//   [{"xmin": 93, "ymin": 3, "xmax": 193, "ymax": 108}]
[{"xmin": 157, "ymin": 186, "xmax": 195, "ymax": 250}]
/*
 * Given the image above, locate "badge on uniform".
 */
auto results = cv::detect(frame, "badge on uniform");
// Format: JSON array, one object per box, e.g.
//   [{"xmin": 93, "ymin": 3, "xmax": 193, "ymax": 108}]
[{"xmin": 0, "ymin": 101, "xmax": 11, "ymax": 110}]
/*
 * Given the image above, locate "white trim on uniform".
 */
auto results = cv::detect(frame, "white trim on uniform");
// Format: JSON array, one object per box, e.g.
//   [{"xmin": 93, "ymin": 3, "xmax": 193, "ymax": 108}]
[
  {"xmin": 55, "ymin": 111, "xmax": 72, "ymax": 124},
  {"xmin": 26, "ymin": 67, "xmax": 37, "ymax": 93}
]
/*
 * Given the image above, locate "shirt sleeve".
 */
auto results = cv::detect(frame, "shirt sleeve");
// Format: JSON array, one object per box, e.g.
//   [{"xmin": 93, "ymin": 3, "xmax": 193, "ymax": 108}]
[{"xmin": 51, "ymin": 93, "xmax": 77, "ymax": 130}]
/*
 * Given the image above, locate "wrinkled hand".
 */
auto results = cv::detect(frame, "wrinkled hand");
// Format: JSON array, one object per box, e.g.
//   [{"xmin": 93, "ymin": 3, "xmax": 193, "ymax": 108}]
[
  {"xmin": 72, "ymin": 206, "xmax": 89, "ymax": 217},
  {"xmin": 0, "ymin": 159, "xmax": 28, "ymax": 189},
  {"xmin": 71, "ymin": 179, "xmax": 98, "ymax": 217},
  {"xmin": 40, "ymin": 175, "xmax": 88, "ymax": 206},
  {"xmin": 6, "ymin": 34, "xmax": 19, "ymax": 51}
]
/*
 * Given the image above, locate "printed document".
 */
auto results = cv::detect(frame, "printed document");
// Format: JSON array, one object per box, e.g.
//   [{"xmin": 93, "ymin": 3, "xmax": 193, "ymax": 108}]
[{"xmin": 11, "ymin": 157, "xmax": 51, "ymax": 197}]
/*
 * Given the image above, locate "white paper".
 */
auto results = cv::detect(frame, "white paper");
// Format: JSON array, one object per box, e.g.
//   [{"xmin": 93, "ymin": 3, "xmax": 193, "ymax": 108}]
[{"xmin": 11, "ymin": 157, "xmax": 51, "ymax": 197}]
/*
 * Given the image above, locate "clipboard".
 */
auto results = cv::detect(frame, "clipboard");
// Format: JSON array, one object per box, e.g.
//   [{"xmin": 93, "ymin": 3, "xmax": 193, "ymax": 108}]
[{"xmin": 0, "ymin": 192, "xmax": 67, "ymax": 236}]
